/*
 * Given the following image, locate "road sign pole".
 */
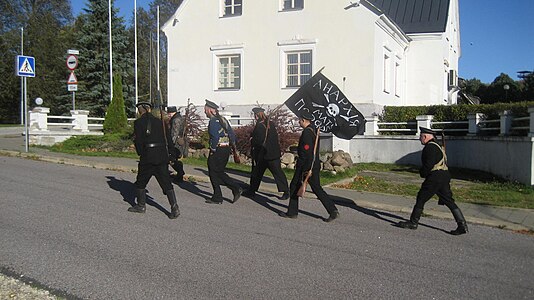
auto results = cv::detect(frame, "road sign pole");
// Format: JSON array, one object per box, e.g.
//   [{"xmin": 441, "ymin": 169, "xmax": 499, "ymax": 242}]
[
  {"xmin": 24, "ymin": 77, "xmax": 29, "ymax": 152},
  {"xmin": 72, "ymin": 92, "xmax": 76, "ymax": 110}
]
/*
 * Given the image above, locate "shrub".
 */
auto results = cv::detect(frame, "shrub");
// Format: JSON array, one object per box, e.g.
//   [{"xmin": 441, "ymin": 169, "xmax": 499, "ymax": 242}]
[{"xmin": 103, "ymin": 74, "xmax": 129, "ymax": 134}]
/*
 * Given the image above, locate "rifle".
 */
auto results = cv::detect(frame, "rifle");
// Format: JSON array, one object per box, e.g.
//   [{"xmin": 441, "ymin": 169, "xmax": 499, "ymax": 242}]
[
  {"xmin": 216, "ymin": 113, "xmax": 241, "ymax": 164},
  {"xmin": 296, "ymin": 127, "xmax": 320, "ymax": 197},
  {"xmin": 156, "ymin": 92, "xmax": 171, "ymax": 163}
]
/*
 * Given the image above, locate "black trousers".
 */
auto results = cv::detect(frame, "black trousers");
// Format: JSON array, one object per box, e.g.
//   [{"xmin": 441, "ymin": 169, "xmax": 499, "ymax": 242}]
[
  {"xmin": 415, "ymin": 171, "xmax": 458, "ymax": 211},
  {"xmin": 249, "ymin": 158, "xmax": 289, "ymax": 193},
  {"xmin": 134, "ymin": 161, "xmax": 173, "ymax": 192},
  {"xmin": 170, "ymin": 147, "xmax": 185, "ymax": 177},
  {"xmin": 208, "ymin": 146, "xmax": 240, "ymax": 200},
  {"xmin": 286, "ymin": 166, "xmax": 337, "ymax": 215}
]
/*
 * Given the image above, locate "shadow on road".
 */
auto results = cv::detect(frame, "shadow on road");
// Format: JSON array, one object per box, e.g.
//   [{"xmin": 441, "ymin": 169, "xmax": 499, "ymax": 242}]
[
  {"xmin": 105, "ymin": 176, "xmax": 171, "ymax": 217},
  {"xmin": 332, "ymin": 195, "xmax": 449, "ymax": 234}
]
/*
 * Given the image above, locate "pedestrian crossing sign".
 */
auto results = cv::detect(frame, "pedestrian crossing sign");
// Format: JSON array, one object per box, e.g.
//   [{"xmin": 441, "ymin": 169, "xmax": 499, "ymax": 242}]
[{"xmin": 16, "ymin": 55, "xmax": 36, "ymax": 77}]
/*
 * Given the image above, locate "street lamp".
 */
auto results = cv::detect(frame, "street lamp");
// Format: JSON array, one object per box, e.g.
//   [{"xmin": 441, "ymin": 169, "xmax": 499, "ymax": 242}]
[{"xmin": 504, "ymin": 84, "xmax": 510, "ymax": 102}]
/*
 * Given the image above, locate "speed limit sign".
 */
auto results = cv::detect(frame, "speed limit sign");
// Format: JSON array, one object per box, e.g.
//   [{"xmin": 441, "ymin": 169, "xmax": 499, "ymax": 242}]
[{"xmin": 66, "ymin": 54, "xmax": 78, "ymax": 70}]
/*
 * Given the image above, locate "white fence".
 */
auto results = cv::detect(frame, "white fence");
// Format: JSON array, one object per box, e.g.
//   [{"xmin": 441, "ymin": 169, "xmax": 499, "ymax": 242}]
[{"xmin": 364, "ymin": 107, "xmax": 534, "ymax": 137}]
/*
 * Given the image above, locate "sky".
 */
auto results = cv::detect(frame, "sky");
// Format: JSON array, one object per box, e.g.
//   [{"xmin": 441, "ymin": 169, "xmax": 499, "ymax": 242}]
[{"xmin": 70, "ymin": 0, "xmax": 534, "ymax": 84}]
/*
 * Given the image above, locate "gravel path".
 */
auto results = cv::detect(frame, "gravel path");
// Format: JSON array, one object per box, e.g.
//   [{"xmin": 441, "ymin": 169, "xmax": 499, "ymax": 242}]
[{"xmin": 0, "ymin": 273, "xmax": 58, "ymax": 300}]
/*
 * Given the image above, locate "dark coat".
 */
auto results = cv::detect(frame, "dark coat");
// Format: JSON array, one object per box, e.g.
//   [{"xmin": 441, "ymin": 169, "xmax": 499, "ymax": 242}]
[
  {"xmin": 296, "ymin": 125, "xmax": 320, "ymax": 171},
  {"xmin": 134, "ymin": 113, "xmax": 174, "ymax": 165},
  {"xmin": 251, "ymin": 119, "xmax": 281, "ymax": 161},
  {"xmin": 420, "ymin": 139, "xmax": 446, "ymax": 178}
]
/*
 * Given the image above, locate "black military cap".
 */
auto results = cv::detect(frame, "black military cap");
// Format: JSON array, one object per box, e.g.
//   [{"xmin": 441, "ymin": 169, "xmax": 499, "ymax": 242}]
[
  {"xmin": 299, "ymin": 110, "xmax": 314, "ymax": 121},
  {"xmin": 252, "ymin": 107, "xmax": 265, "ymax": 114},
  {"xmin": 204, "ymin": 99, "xmax": 219, "ymax": 110},
  {"xmin": 419, "ymin": 127, "xmax": 436, "ymax": 135},
  {"xmin": 135, "ymin": 102, "xmax": 152, "ymax": 109},
  {"xmin": 167, "ymin": 106, "xmax": 177, "ymax": 113}
]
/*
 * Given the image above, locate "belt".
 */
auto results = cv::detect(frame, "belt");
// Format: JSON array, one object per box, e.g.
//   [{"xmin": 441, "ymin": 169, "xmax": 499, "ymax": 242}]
[
  {"xmin": 145, "ymin": 143, "xmax": 165, "ymax": 148},
  {"xmin": 218, "ymin": 143, "xmax": 230, "ymax": 147}
]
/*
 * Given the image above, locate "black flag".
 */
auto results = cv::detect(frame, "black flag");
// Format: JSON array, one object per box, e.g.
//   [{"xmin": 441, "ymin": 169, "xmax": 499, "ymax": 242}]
[{"xmin": 284, "ymin": 71, "xmax": 366, "ymax": 139}]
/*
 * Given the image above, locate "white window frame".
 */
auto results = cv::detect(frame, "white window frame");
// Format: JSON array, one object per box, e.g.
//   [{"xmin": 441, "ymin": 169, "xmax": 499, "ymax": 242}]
[
  {"xmin": 383, "ymin": 47, "xmax": 392, "ymax": 94},
  {"xmin": 280, "ymin": 0, "xmax": 304, "ymax": 11},
  {"xmin": 394, "ymin": 56, "xmax": 401, "ymax": 97},
  {"xmin": 220, "ymin": 0, "xmax": 242, "ymax": 18},
  {"xmin": 278, "ymin": 39, "xmax": 316, "ymax": 89},
  {"xmin": 211, "ymin": 44, "xmax": 244, "ymax": 91}
]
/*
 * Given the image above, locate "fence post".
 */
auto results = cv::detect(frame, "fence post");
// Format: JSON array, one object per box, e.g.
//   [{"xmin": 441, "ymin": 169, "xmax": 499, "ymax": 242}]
[
  {"xmin": 71, "ymin": 110, "xmax": 90, "ymax": 132},
  {"xmin": 499, "ymin": 110, "xmax": 512, "ymax": 136},
  {"xmin": 416, "ymin": 115, "xmax": 434, "ymax": 134},
  {"xmin": 529, "ymin": 107, "xmax": 534, "ymax": 137},
  {"xmin": 29, "ymin": 107, "xmax": 50, "ymax": 131},
  {"xmin": 467, "ymin": 113, "xmax": 483, "ymax": 135},
  {"xmin": 364, "ymin": 115, "xmax": 379, "ymax": 136}
]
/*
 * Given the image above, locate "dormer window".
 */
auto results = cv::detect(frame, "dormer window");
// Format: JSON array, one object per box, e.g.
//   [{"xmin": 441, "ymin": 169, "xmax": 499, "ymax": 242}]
[
  {"xmin": 282, "ymin": 0, "xmax": 304, "ymax": 11},
  {"xmin": 222, "ymin": 0, "xmax": 242, "ymax": 17}
]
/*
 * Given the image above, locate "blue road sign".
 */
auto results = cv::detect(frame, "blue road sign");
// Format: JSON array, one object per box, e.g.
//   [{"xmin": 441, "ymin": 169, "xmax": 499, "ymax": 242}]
[{"xmin": 16, "ymin": 55, "xmax": 36, "ymax": 77}]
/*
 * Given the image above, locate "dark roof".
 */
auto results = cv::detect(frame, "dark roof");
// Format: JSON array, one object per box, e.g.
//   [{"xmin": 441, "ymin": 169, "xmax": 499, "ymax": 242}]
[{"xmin": 368, "ymin": 0, "xmax": 450, "ymax": 34}]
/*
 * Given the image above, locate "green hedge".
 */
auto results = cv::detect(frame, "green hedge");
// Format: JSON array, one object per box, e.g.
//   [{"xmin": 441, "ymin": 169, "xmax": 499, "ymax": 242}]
[{"xmin": 380, "ymin": 101, "xmax": 534, "ymax": 122}]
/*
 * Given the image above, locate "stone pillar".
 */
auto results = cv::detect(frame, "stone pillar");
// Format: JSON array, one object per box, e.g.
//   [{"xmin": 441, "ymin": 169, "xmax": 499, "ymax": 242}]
[
  {"xmin": 416, "ymin": 115, "xmax": 434, "ymax": 134},
  {"xmin": 71, "ymin": 110, "xmax": 90, "ymax": 132},
  {"xmin": 364, "ymin": 115, "xmax": 379, "ymax": 136},
  {"xmin": 467, "ymin": 113, "xmax": 484, "ymax": 136},
  {"xmin": 529, "ymin": 107, "xmax": 534, "ymax": 137},
  {"xmin": 499, "ymin": 110, "xmax": 512, "ymax": 136},
  {"xmin": 29, "ymin": 107, "xmax": 50, "ymax": 131}
]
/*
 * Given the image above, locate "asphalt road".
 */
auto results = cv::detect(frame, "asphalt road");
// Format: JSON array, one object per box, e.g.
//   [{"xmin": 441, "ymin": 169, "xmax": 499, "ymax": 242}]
[{"xmin": 1, "ymin": 156, "xmax": 533, "ymax": 299}]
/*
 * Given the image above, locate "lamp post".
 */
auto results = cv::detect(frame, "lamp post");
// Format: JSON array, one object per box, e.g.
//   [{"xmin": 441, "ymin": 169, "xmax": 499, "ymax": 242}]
[{"xmin": 504, "ymin": 84, "xmax": 510, "ymax": 102}]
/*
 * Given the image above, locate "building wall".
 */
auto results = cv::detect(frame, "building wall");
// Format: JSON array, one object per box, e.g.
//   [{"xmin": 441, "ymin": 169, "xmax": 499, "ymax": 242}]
[{"xmin": 163, "ymin": 1, "xmax": 412, "ymax": 111}]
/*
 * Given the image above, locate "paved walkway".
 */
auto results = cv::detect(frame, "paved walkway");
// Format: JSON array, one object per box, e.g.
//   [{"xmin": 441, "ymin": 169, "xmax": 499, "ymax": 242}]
[{"xmin": 1, "ymin": 127, "xmax": 533, "ymax": 232}]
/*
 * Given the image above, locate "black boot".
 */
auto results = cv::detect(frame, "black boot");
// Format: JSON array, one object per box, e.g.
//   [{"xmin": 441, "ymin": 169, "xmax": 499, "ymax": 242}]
[
  {"xmin": 232, "ymin": 187, "xmax": 243, "ymax": 203},
  {"xmin": 128, "ymin": 189, "xmax": 146, "ymax": 213},
  {"xmin": 166, "ymin": 190, "xmax": 180, "ymax": 219},
  {"xmin": 450, "ymin": 208, "xmax": 468, "ymax": 235},
  {"xmin": 398, "ymin": 208, "xmax": 422, "ymax": 229},
  {"xmin": 280, "ymin": 191, "xmax": 290, "ymax": 200},
  {"xmin": 324, "ymin": 210, "xmax": 340, "ymax": 223}
]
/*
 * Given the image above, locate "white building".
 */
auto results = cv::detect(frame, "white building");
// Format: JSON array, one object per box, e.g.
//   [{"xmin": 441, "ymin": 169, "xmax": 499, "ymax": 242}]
[{"xmin": 162, "ymin": 0, "xmax": 460, "ymax": 118}]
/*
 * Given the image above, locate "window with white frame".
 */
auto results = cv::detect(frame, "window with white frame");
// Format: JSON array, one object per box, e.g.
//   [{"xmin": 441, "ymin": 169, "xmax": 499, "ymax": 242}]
[
  {"xmin": 286, "ymin": 50, "xmax": 312, "ymax": 87},
  {"xmin": 217, "ymin": 54, "xmax": 241, "ymax": 90},
  {"xmin": 282, "ymin": 0, "xmax": 304, "ymax": 10},
  {"xmin": 394, "ymin": 59, "xmax": 401, "ymax": 97},
  {"xmin": 222, "ymin": 0, "xmax": 242, "ymax": 17},
  {"xmin": 383, "ymin": 52, "xmax": 391, "ymax": 93}
]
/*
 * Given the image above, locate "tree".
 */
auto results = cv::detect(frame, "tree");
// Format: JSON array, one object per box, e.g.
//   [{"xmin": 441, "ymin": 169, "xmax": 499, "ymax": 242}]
[
  {"xmin": 74, "ymin": 0, "xmax": 133, "ymax": 117},
  {"xmin": 126, "ymin": 0, "xmax": 182, "ymax": 109},
  {"xmin": 0, "ymin": 0, "xmax": 73, "ymax": 121},
  {"xmin": 103, "ymin": 74, "xmax": 128, "ymax": 134}
]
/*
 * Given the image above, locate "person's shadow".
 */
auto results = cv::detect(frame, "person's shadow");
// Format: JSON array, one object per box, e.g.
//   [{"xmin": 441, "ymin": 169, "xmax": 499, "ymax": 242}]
[
  {"xmin": 105, "ymin": 176, "xmax": 171, "ymax": 216},
  {"xmin": 245, "ymin": 190, "xmax": 325, "ymax": 221},
  {"xmin": 331, "ymin": 195, "xmax": 449, "ymax": 233},
  {"xmin": 173, "ymin": 180, "xmax": 213, "ymax": 202}
]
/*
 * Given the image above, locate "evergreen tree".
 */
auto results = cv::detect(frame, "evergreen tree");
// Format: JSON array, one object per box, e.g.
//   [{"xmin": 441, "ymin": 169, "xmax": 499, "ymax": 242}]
[
  {"xmin": 0, "ymin": 0, "xmax": 73, "ymax": 121},
  {"xmin": 75, "ymin": 0, "xmax": 133, "ymax": 117},
  {"xmin": 103, "ymin": 74, "xmax": 128, "ymax": 134}
]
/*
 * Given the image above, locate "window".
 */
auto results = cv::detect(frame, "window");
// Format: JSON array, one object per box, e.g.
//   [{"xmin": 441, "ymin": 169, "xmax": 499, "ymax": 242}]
[
  {"xmin": 223, "ymin": 0, "xmax": 242, "ymax": 17},
  {"xmin": 282, "ymin": 0, "xmax": 304, "ymax": 10},
  {"xmin": 383, "ymin": 53, "xmax": 391, "ymax": 93},
  {"xmin": 394, "ymin": 60, "xmax": 400, "ymax": 97},
  {"xmin": 218, "ymin": 54, "xmax": 241, "ymax": 89},
  {"xmin": 286, "ymin": 50, "xmax": 312, "ymax": 87}
]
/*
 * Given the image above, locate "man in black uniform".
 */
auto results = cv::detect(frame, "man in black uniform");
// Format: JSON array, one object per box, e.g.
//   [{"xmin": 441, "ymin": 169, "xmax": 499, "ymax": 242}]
[
  {"xmin": 397, "ymin": 127, "xmax": 468, "ymax": 235},
  {"xmin": 167, "ymin": 106, "xmax": 186, "ymax": 183},
  {"xmin": 128, "ymin": 102, "xmax": 180, "ymax": 219},
  {"xmin": 204, "ymin": 99, "xmax": 242, "ymax": 204},
  {"xmin": 279, "ymin": 111, "xmax": 339, "ymax": 222},
  {"xmin": 242, "ymin": 107, "xmax": 289, "ymax": 200}
]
